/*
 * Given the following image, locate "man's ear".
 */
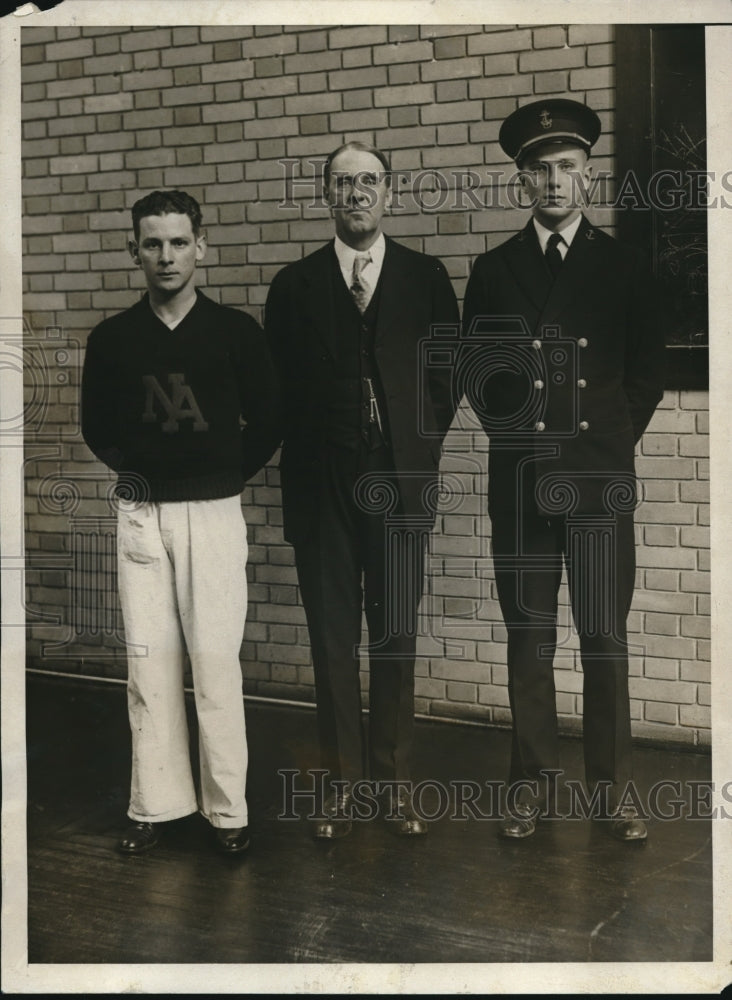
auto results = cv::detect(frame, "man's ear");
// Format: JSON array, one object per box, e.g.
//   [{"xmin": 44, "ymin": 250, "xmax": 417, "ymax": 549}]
[
  {"xmin": 195, "ymin": 233, "xmax": 207, "ymax": 262},
  {"xmin": 128, "ymin": 239, "xmax": 140, "ymax": 264}
]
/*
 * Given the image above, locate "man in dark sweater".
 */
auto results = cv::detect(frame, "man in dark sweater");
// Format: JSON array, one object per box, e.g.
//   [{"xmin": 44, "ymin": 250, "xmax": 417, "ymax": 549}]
[
  {"xmin": 81, "ymin": 190, "xmax": 281, "ymax": 855},
  {"xmin": 266, "ymin": 143, "xmax": 459, "ymax": 839}
]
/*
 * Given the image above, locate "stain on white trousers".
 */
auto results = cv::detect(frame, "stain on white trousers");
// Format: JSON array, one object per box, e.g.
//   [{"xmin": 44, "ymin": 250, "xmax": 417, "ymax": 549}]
[{"xmin": 117, "ymin": 495, "xmax": 248, "ymax": 828}]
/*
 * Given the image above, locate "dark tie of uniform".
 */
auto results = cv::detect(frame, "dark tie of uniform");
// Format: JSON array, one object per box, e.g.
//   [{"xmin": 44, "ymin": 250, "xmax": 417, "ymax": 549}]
[
  {"xmin": 545, "ymin": 232, "xmax": 565, "ymax": 279},
  {"xmin": 350, "ymin": 254, "xmax": 372, "ymax": 313}
]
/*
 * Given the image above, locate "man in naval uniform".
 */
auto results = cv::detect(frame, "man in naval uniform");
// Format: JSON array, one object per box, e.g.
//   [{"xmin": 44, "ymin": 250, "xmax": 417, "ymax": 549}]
[
  {"xmin": 459, "ymin": 99, "xmax": 666, "ymax": 842},
  {"xmin": 266, "ymin": 142, "xmax": 459, "ymax": 839}
]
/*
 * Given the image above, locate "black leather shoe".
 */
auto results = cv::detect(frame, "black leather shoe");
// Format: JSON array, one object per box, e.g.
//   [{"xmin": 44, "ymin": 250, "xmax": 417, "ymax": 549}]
[
  {"xmin": 381, "ymin": 791, "xmax": 428, "ymax": 836},
  {"xmin": 215, "ymin": 826, "xmax": 250, "ymax": 854},
  {"xmin": 609, "ymin": 809, "xmax": 648, "ymax": 843},
  {"xmin": 118, "ymin": 821, "xmax": 158, "ymax": 855},
  {"xmin": 314, "ymin": 791, "xmax": 352, "ymax": 840},
  {"xmin": 498, "ymin": 803, "xmax": 537, "ymax": 839}
]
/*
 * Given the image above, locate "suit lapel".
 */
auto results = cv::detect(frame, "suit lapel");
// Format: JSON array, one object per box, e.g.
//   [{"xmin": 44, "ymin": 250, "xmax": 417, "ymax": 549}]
[
  {"xmin": 504, "ymin": 220, "xmax": 553, "ymax": 318},
  {"xmin": 538, "ymin": 215, "xmax": 599, "ymax": 328},
  {"xmin": 303, "ymin": 236, "xmax": 412, "ymax": 355},
  {"xmin": 374, "ymin": 238, "xmax": 416, "ymax": 349},
  {"xmin": 302, "ymin": 241, "xmax": 338, "ymax": 359}
]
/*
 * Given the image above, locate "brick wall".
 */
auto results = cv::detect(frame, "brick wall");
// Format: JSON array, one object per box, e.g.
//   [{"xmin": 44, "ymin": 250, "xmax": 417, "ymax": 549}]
[{"xmin": 21, "ymin": 24, "xmax": 710, "ymax": 747}]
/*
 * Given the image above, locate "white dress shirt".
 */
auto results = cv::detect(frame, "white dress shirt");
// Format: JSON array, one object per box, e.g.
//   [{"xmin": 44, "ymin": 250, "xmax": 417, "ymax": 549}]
[
  {"xmin": 334, "ymin": 232, "xmax": 386, "ymax": 308},
  {"xmin": 533, "ymin": 214, "xmax": 582, "ymax": 260}
]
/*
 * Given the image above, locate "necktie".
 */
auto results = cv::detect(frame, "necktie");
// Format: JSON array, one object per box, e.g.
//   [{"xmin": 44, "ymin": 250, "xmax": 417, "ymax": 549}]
[
  {"xmin": 545, "ymin": 232, "xmax": 564, "ymax": 279},
  {"xmin": 350, "ymin": 254, "xmax": 372, "ymax": 313}
]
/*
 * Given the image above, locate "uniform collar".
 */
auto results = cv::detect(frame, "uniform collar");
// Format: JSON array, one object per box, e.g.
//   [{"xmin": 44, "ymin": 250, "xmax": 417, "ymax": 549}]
[{"xmin": 532, "ymin": 214, "xmax": 583, "ymax": 254}]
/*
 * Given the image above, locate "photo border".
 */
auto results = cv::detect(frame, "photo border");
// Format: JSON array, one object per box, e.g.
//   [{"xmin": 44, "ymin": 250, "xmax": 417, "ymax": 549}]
[{"xmin": 2, "ymin": 1, "xmax": 731, "ymax": 994}]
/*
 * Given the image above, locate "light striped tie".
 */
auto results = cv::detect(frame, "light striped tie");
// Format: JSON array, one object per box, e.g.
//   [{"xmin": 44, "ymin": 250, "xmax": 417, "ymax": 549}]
[{"xmin": 349, "ymin": 254, "xmax": 372, "ymax": 313}]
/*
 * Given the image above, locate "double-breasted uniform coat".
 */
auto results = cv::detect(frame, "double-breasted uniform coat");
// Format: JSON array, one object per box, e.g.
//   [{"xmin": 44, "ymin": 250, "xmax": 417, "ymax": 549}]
[{"xmin": 461, "ymin": 215, "xmax": 666, "ymax": 802}]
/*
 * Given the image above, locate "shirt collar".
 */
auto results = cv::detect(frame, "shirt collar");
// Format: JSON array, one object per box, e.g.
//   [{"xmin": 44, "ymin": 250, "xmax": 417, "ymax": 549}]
[
  {"xmin": 334, "ymin": 231, "xmax": 386, "ymax": 272},
  {"xmin": 533, "ymin": 214, "xmax": 583, "ymax": 253}
]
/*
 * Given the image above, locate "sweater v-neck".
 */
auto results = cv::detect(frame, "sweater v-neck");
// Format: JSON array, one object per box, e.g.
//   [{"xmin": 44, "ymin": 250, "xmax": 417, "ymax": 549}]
[{"xmin": 145, "ymin": 290, "xmax": 201, "ymax": 333}]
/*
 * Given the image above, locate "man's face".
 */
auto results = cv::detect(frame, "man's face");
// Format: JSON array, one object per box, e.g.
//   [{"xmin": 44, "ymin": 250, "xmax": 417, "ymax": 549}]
[
  {"xmin": 519, "ymin": 143, "xmax": 591, "ymax": 230},
  {"xmin": 129, "ymin": 212, "xmax": 206, "ymax": 298},
  {"xmin": 325, "ymin": 147, "xmax": 392, "ymax": 250}
]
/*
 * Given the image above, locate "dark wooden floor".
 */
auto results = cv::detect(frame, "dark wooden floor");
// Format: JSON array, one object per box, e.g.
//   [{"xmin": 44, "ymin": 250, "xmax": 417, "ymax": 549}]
[{"xmin": 26, "ymin": 673, "xmax": 712, "ymax": 965}]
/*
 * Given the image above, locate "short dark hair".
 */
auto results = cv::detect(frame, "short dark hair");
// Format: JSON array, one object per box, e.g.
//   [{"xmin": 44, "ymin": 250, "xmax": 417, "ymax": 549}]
[
  {"xmin": 517, "ymin": 141, "xmax": 591, "ymax": 170},
  {"xmin": 131, "ymin": 189, "xmax": 203, "ymax": 241},
  {"xmin": 323, "ymin": 141, "xmax": 392, "ymax": 189}
]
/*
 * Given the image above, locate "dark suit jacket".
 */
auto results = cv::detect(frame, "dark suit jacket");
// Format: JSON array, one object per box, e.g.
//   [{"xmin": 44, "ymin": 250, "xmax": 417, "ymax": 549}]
[
  {"xmin": 461, "ymin": 216, "xmax": 666, "ymax": 517},
  {"xmin": 265, "ymin": 237, "xmax": 460, "ymax": 544}
]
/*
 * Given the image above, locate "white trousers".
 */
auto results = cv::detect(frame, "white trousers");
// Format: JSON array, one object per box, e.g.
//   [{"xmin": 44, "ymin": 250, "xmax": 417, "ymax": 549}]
[{"xmin": 116, "ymin": 495, "xmax": 249, "ymax": 828}]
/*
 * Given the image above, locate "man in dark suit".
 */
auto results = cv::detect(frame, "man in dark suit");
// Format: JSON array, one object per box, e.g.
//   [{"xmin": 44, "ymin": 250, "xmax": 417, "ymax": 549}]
[
  {"xmin": 460, "ymin": 100, "xmax": 666, "ymax": 842},
  {"xmin": 266, "ymin": 141, "xmax": 459, "ymax": 839}
]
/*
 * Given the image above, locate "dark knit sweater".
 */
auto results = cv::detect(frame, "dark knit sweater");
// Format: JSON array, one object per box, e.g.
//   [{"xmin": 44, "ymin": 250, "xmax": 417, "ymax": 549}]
[{"xmin": 81, "ymin": 290, "xmax": 282, "ymax": 502}]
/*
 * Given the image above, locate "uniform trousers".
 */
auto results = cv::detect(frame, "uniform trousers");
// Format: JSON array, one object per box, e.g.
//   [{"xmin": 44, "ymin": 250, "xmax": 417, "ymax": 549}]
[
  {"xmin": 293, "ymin": 443, "xmax": 426, "ymax": 788},
  {"xmin": 490, "ymin": 501, "xmax": 636, "ymax": 805},
  {"xmin": 116, "ymin": 495, "xmax": 249, "ymax": 827}
]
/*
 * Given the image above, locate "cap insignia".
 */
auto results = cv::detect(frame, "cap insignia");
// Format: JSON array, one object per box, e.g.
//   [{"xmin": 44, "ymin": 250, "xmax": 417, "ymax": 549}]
[{"xmin": 539, "ymin": 109, "xmax": 552, "ymax": 129}]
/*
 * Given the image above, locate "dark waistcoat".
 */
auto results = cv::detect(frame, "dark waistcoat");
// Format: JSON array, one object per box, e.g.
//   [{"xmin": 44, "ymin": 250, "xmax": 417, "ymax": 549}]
[{"xmin": 326, "ymin": 257, "xmax": 389, "ymax": 451}]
